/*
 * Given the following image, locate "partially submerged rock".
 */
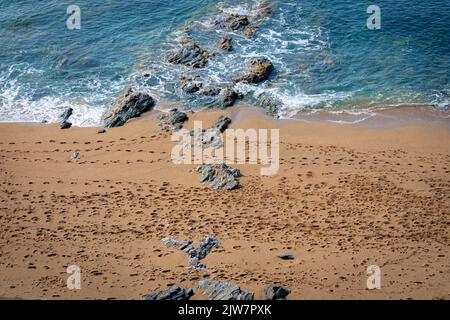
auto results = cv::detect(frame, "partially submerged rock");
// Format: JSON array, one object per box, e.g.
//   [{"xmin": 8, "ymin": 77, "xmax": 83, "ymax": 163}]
[
  {"xmin": 158, "ymin": 108, "xmax": 188, "ymax": 132},
  {"xmin": 180, "ymin": 76, "xmax": 203, "ymax": 94},
  {"xmin": 218, "ymin": 87, "xmax": 241, "ymax": 108},
  {"xmin": 219, "ymin": 35, "xmax": 233, "ymax": 51},
  {"xmin": 59, "ymin": 108, "xmax": 73, "ymax": 129},
  {"xmin": 263, "ymin": 284, "xmax": 290, "ymax": 300},
  {"xmin": 143, "ymin": 286, "xmax": 195, "ymax": 300},
  {"xmin": 103, "ymin": 86, "xmax": 155, "ymax": 128},
  {"xmin": 199, "ymin": 280, "xmax": 254, "ymax": 300},
  {"xmin": 193, "ymin": 163, "xmax": 241, "ymax": 190},
  {"xmin": 211, "ymin": 115, "xmax": 231, "ymax": 133},
  {"xmin": 226, "ymin": 14, "xmax": 249, "ymax": 31},
  {"xmin": 258, "ymin": 93, "xmax": 280, "ymax": 118},
  {"xmin": 167, "ymin": 38, "xmax": 210, "ymax": 69},
  {"xmin": 234, "ymin": 57, "xmax": 273, "ymax": 84}
]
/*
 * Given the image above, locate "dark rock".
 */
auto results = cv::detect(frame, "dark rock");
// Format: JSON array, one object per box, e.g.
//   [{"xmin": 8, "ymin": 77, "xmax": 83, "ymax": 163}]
[
  {"xmin": 219, "ymin": 36, "xmax": 233, "ymax": 51},
  {"xmin": 58, "ymin": 108, "xmax": 73, "ymax": 129},
  {"xmin": 167, "ymin": 38, "xmax": 210, "ymax": 69},
  {"xmin": 258, "ymin": 93, "xmax": 280, "ymax": 118},
  {"xmin": 278, "ymin": 254, "xmax": 294, "ymax": 260},
  {"xmin": 143, "ymin": 286, "xmax": 195, "ymax": 300},
  {"xmin": 234, "ymin": 58, "xmax": 273, "ymax": 84},
  {"xmin": 241, "ymin": 24, "xmax": 260, "ymax": 38},
  {"xmin": 212, "ymin": 115, "xmax": 231, "ymax": 133},
  {"xmin": 180, "ymin": 76, "xmax": 203, "ymax": 94},
  {"xmin": 199, "ymin": 280, "xmax": 254, "ymax": 300},
  {"xmin": 218, "ymin": 88, "xmax": 240, "ymax": 108},
  {"xmin": 158, "ymin": 108, "xmax": 188, "ymax": 132},
  {"xmin": 59, "ymin": 108, "xmax": 73, "ymax": 123},
  {"xmin": 200, "ymin": 86, "xmax": 221, "ymax": 96},
  {"xmin": 103, "ymin": 86, "xmax": 155, "ymax": 128},
  {"xmin": 193, "ymin": 163, "xmax": 241, "ymax": 190},
  {"xmin": 60, "ymin": 121, "xmax": 72, "ymax": 129},
  {"xmin": 226, "ymin": 14, "xmax": 249, "ymax": 31},
  {"xmin": 97, "ymin": 129, "xmax": 106, "ymax": 134},
  {"xmin": 263, "ymin": 284, "xmax": 290, "ymax": 300},
  {"xmin": 197, "ymin": 236, "xmax": 220, "ymax": 260}
]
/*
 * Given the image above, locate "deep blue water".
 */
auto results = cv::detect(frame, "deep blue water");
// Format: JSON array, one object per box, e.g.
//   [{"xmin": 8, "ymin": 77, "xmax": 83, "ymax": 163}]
[{"xmin": 0, "ymin": 0, "xmax": 449, "ymax": 125}]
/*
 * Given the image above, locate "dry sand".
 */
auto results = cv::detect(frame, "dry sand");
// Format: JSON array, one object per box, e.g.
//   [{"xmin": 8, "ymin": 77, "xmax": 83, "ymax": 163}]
[{"xmin": 0, "ymin": 106, "xmax": 449, "ymax": 300}]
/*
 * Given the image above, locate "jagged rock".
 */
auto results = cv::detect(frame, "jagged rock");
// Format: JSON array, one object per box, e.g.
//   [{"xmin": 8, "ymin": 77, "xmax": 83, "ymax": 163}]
[
  {"xmin": 278, "ymin": 254, "xmax": 294, "ymax": 260},
  {"xmin": 234, "ymin": 58, "xmax": 273, "ymax": 84},
  {"xmin": 180, "ymin": 76, "xmax": 203, "ymax": 94},
  {"xmin": 199, "ymin": 280, "xmax": 254, "ymax": 300},
  {"xmin": 158, "ymin": 108, "xmax": 188, "ymax": 132},
  {"xmin": 60, "ymin": 121, "xmax": 72, "ymax": 129},
  {"xmin": 59, "ymin": 108, "xmax": 73, "ymax": 129},
  {"xmin": 219, "ymin": 36, "xmax": 233, "ymax": 51},
  {"xmin": 211, "ymin": 115, "xmax": 231, "ymax": 133},
  {"xmin": 103, "ymin": 86, "xmax": 155, "ymax": 128},
  {"xmin": 193, "ymin": 163, "xmax": 241, "ymax": 190},
  {"xmin": 263, "ymin": 284, "xmax": 290, "ymax": 300},
  {"xmin": 167, "ymin": 38, "xmax": 210, "ymax": 69},
  {"xmin": 200, "ymin": 86, "xmax": 221, "ymax": 96},
  {"xmin": 241, "ymin": 24, "xmax": 260, "ymax": 38},
  {"xmin": 258, "ymin": 93, "xmax": 280, "ymax": 118},
  {"xmin": 218, "ymin": 88, "xmax": 241, "ymax": 108},
  {"xmin": 143, "ymin": 286, "xmax": 195, "ymax": 300},
  {"xmin": 161, "ymin": 236, "xmax": 220, "ymax": 271},
  {"xmin": 226, "ymin": 14, "xmax": 249, "ymax": 31}
]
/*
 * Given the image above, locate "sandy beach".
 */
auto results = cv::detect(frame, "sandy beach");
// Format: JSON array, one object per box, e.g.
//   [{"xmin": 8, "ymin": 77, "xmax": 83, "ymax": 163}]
[{"xmin": 0, "ymin": 105, "xmax": 449, "ymax": 300}]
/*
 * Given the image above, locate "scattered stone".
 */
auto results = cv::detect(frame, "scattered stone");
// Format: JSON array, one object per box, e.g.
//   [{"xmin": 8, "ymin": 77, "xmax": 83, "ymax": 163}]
[
  {"xmin": 278, "ymin": 254, "xmax": 294, "ymax": 260},
  {"xmin": 161, "ymin": 237, "xmax": 179, "ymax": 247},
  {"xmin": 167, "ymin": 38, "xmax": 210, "ymax": 68},
  {"xmin": 196, "ymin": 236, "xmax": 220, "ymax": 260},
  {"xmin": 218, "ymin": 87, "xmax": 241, "ymax": 108},
  {"xmin": 180, "ymin": 76, "xmax": 203, "ymax": 94},
  {"xmin": 158, "ymin": 108, "xmax": 188, "ymax": 132},
  {"xmin": 199, "ymin": 280, "xmax": 254, "ymax": 300},
  {"xmin": 59, "ymin": 108, "xmax": 73, "ymax": 129},
  {"xmin": 103, "ymin": 86, "xmax": 155, "ymax": 128},
  {"xmin": 263, "ymin": 284, "xmax": 290, "ymax": 300},
  {"xmin": 143, "ymin": 286, "xmax": 195, "ymax": 300},
  {"xmin": 234, "ymin": 57, "xmax": 273, "ymax": 84},
  {"xmin": 219, "ymin": 36, "xmax": 233, "ymax": 51},
  {"xmin": 193, "ymin": 163, "xmax": 241, "ymax": 190},
  {"xmin": 200, "ymin": 86, "xmax": 221, "ymax": 96},
  {"xmin": 97, "ymin": 129, "xmax": 106, "ymax": 134},
  {"xmin": 257, "ymin": 93, "xmax": 280, "ymax": 118}
]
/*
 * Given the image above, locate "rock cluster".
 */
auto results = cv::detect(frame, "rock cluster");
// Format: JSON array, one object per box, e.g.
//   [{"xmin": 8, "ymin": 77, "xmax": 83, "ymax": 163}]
[
  {"xmin": 103, "ymin": 86, "xmax": 155, "ymax": 128},
  {"xmin": 219, "ymin": 36, "xmax": 233, "ymax": 51},
  {"xmin": 193, "ymin": 163, "xmax": 241, "ymax": 190},
  {"xmin": 199, "ymin": 280, "xmax": 254, "ymax": 300},
  {"xmin": 143, "ymin": 286, "xmax": 195, "ymax": 300},
  {"xmin": 158, "ymin": 108, "xmax": 188, "ymax": 132},
  {"xmin": 258, "ymin": 93, "xmax": 280, "ymax": 118},
  {"xmin": 167, "ymin": 38, "xmax": 210, "ymax": 69},
  {"xmin": 218, "ymin": 88, "xmax": 241, "ymax": 108}
]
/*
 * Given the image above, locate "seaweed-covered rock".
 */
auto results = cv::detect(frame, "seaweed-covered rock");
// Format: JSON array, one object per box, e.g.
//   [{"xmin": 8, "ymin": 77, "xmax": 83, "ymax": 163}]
[
  {"xmin": 234, "ymin": 58, "xmax": 273, "ymax": 84},
  {"xmin": 193, "ymin": 163, "xmax": 241, "ymax": 190},
  {"xmin": 143, "ymin": 286, "xmax": 195, "ymax": 300},
  {"xmin": 103, "ymin": 86, "xmax": 155, "ymax": 128},
  {"xmin": 199, "ymin": 280, "xmax": 254, "ymax": 300},
  {"xmin": 219, "ymin": 36, "xmax": 233, "ymax": 51},
  {"xmin": 263, "ymin": 284, "xmax": 290, "ymax": 300},
  {"xmin": 158, "ymin": 108, "xmax": 188, "ymax": 132},
  {"xmin": 167, "ymin": 38, "xmax": 210, "ymax": 69}
]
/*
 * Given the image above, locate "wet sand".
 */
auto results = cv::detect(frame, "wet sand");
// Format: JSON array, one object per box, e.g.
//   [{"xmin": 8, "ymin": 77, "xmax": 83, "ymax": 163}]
[{"xmin": 0, "ymin": 106, "xmax": 449, "ymax": 300}]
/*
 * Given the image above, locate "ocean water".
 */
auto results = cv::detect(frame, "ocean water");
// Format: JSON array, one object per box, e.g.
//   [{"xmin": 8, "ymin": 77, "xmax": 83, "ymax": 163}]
[{"xmin": 0, "ymin": 0, "xmax": 449, "ymax": 126}]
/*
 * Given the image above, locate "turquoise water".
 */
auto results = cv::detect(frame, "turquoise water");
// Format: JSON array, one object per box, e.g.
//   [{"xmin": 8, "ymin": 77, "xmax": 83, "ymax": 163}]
[{"xmin": 0, "ymin": 0, "xmax": 449, "ymax": 126}]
